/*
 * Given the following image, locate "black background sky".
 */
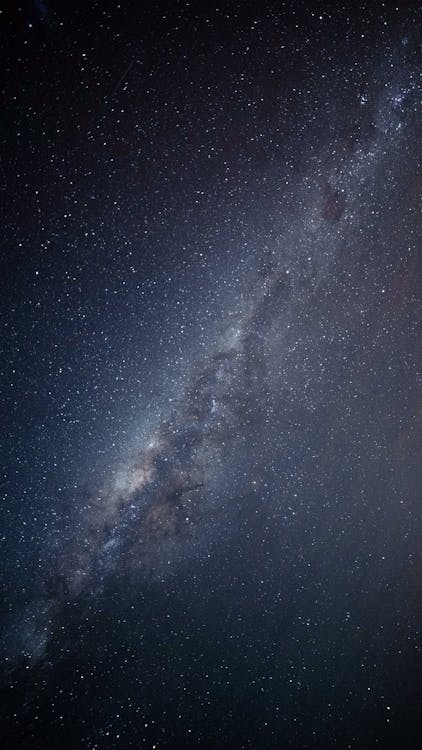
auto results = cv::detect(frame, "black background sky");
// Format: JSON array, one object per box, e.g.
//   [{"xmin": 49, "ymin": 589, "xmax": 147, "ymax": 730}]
[{"xmin": 1, "ymin": 1, "xmax": 421, "ymax": 748}]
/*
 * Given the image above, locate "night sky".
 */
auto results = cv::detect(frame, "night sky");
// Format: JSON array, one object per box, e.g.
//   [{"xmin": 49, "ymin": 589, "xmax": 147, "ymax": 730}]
[{"xmin": 1, "ymin": 1, "xmax": 421, "ymax": 748}]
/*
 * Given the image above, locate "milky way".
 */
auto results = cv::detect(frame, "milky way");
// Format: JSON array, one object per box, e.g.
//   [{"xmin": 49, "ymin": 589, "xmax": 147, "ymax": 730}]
[
  {"xmin": 10, "ymin": 62, "xmax": 418, "ymax": 662},
  {"xmin": 1, "ymin": 4, "xmax": 421, "ymax": 749}
]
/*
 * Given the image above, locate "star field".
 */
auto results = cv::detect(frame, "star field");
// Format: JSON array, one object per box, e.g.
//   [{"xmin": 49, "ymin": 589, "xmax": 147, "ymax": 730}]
[{"xmin": 1, "ymin": 2, "xmax": 421, "ymax": 748}]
